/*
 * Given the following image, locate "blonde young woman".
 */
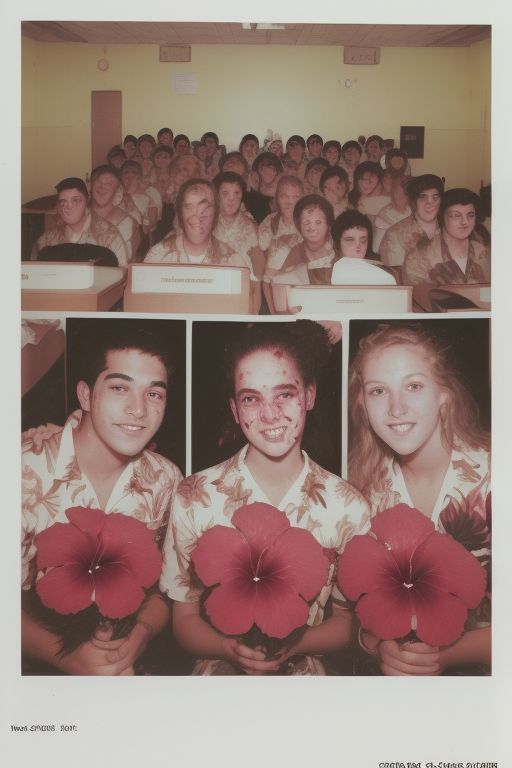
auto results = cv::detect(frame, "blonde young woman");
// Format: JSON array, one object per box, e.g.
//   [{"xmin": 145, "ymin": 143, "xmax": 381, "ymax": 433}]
[{"xmin": 348, "ymin": 322, "xmax": 491, "ymax": 675}]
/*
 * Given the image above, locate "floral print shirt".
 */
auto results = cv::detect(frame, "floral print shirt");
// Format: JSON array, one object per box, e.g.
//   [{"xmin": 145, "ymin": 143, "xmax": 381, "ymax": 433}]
[
  {"xmin": 378, "ymin": 214, "xmax": 439, "ymax": 268},
  {"xmin": 213, "ymin": 209, "xmax": 262, "ymax": 280},
  {"xmin": 160, "ymin": 445, "xmax": 370, "ymax": 625},
  {"xmin": 21, "ymin": 410, "xmax": 182, "ymax": 590},
  {"xmin": 367, "ymin": 443, "xmax": 491, "ymax": 627},
  {"xmin": 402, "ymin": 235, "xmax": 490, "ymax": 287},
  {"xmin": 144, "ymin": 231, "xmax": 249, "ymax": 270},
  {"xmin": 33, "ymin": 211, "xmax": 129, "ymax": 266},
  {"xmin": 259, "ymin": 213, "xmax": 303, "ymax": 283}
]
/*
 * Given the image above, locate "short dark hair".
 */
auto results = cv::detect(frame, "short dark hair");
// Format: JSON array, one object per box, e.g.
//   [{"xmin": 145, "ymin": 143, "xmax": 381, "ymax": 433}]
[
  {"xmin": 175, "ymin": 178, "xmax": 219, "ymax": 229},
  {"xmin": 253, "ymin": 151, "xmax": 283, "ymax": 175},
  {"xmin": 305, "ymin": 157, "xmax": 330, "ymax": 176},
  {"xmin": 319, "ymin": 165, "xmax": 349, "ymax": 192},
  {"xmin": 239, "ymin": 134, "xmax": 259, "ymax": 150},
  {"xmin": 106, "ymin": 145, "xmax": 126, "ymax": 163},
  {"xmin": 157, "ymin": 127, "xmax": 173, "ymax": 140},
  {"xmin": 123, "ymin": 134, "xmax": 137, "ymax": 146},
  {"xmin": 213, "ymin": 171, "xmax": 247, "ymax": 195},
  {"xmin": 201, "ymin": 131, "xmax": 219, "ymax": 144},
  {"xmin": 331, "ymin": 209, "xmax": 373, "ymax": 254},
  {"xmin": 440, "ymin": 187, "xmax": 481, "ymax": 222},
  {"xmin": 137, "ymin": 133, "xmax": 156, "ymax": 147},
  {"xmin": 293, "ymin": 193, "xmax": 334, "ymax": 231},
  {"xmin": 120, "ymin": 159, "xmax": 143, "ymax": 176},
  {"xmin": 341, "ymin": 140, "xmax": 362, "ymax": 156},
  {"xmin": 349, "ymin": 161, "xmax": 384, "ymax": 207},
  {"xmin": 307, "ymin": 134, "xmax": 323, "ymax": 148},
  {"xmin": 406, "ymin": 174, "xmax": 444, "ymax": 204},
  {"xmin": 151, "ymin": 144, "xmax": 174, "ymax": 161},
  {"xmin": 365, "ymin": 134, "xmax": 384, "ymax": 149},
  {"xmin": 286, "ymin": 134, "xmax": 306, "ymax": 149},
  {"xmin": 55, "ymin": 177, "xmax": 88, "ymax": 197},
  {"xmin": 90, "ymin": 164, "xmax": 120, "ymax": 183},
  {"xmin": 323, "ymin": 140, "xmax": 342, "ymax": 158},
  {"xmin": 174, "ymin": 134, "xmax": 191, "ymax": 148},
  {"xmin": 220, "ymin": 151, "xmax": 249, "ymax": 175},
  {"xmin": 78, "ymin": 322, "xmax": 173, "ymax": 390}
]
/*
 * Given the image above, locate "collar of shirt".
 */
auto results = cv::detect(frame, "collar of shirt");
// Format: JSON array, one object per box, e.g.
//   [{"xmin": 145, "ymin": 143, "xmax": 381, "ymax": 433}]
[{"xmin": 236, "ymin": 443, "xmax": 311, "ymax": 509}]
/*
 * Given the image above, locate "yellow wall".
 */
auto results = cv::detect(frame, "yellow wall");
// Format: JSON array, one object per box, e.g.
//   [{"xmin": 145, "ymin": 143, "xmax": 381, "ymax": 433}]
[{"xmin": 21, "ymin": 36, "xmax": 491, "ymax": 201}]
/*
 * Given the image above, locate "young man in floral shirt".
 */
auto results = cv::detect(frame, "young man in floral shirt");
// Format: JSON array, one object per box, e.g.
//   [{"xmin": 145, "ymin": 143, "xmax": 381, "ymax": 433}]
[{"xmin": 21, "ymin": 323, "xmax": 183, "ymax": 675}]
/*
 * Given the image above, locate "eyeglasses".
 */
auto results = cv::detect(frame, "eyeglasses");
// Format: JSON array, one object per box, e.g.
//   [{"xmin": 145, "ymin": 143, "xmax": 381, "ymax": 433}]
[{"xmin": 447, "ymin": 211, "xmax": 476, "ymax": 222}]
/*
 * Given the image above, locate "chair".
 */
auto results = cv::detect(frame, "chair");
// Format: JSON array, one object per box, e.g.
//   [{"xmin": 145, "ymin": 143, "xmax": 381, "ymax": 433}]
[
  {"xmin": 124, "ymin": 263, "xmax": 251, "ymax": 314},
  {"xmin": 36, "ymin": 243, "xmax": 118, "ymax": 266},
  {"xmin": 429, "ymin": 288, "xmax": 482, "ymax": 312}
]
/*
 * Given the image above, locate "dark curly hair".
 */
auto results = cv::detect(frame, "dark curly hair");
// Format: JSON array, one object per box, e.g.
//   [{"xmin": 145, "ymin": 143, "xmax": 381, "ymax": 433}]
[{"xmin": 224, "ymin": 320, "xmax": 331, "ymax": 398}]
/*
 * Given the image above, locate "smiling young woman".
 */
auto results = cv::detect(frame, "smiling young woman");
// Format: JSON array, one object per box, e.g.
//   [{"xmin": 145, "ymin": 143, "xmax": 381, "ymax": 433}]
[
  {"xmin": 160, "ymin": 321, "xmax": 369, "ymax": 676},
  {"xmin": 348, "ymin": 321, "xmax": 491, "ymax": 676}
]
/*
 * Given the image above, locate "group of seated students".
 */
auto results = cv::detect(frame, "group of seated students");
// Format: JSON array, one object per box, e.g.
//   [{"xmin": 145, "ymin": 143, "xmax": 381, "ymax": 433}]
[{"xmin": 31, "ymin": 127, "xmax": 491, "ymax": 313}]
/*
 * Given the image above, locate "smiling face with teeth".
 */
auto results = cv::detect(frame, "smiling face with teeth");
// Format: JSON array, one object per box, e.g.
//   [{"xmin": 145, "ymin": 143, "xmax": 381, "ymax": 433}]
[
  {"xmin": 229, "ymin": 347, "xmax": 316, "ymax": 462},
  {"xmin": 77, "ymin": 348, "xmax": 168, "ymax": 460},
  {"xmin": 362, "ymin": 343, "xmax": 448, "ymax": 460}
]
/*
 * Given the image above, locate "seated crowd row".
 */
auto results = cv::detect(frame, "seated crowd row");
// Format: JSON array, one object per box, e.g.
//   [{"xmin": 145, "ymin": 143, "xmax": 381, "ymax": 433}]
[{"xmin": 31, "ymin": 128, "xmax": 491, "ymax": 314}]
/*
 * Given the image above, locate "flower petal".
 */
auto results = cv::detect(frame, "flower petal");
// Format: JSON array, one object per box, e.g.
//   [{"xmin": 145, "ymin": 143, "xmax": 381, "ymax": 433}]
[
  {"xmin": 253, "ymin": 576, "xmax": 310, "ymax": 638},
  {"xmin": 412, "ymin": 531, "xmax": 486, "ymax": 608},
  {"xmin": 65, "ymin": 506, "xmax": 107, "ymax": 538},
  {"xmin": 260, "ymin": 527, "xmax": 329, "ymax": 601},
  {"xmin": 35, "ymin": 522, "xmax": 96, "ymax": 570},
  {"xmin": 36, "ymin": 565, "xmax": 94, "ymax": 614},
  {"xmin": 412, "ymin": 588, "xmax": 470, "ymax": 646},
  {"xmin": 371, "ymin": 504, "xmax": 435, "ymax": 558},
  {"xmin": 231, "ymin": 503, "xmax": 291, "ymax": 554},
  {"xmin": 337, "ymin": 535, "xmax": 398, "ymax": 601},
  {"xmin": 355, "ymin": 588, "xmax": 414, "ymax": 640},
  {"xmin": 100, "ymin": 513, "xmax": 162, "ymax": 588},
  {"xmin": 191, "ymin": 525, "xmax": 250, "ymax": 586},
  {"xmin": 204, "ymin": 578, "xmax": 256, "ymax": 635},
  {"xmin": 93, "ymin": 562, "xmax": 147, "ymax": 618}
]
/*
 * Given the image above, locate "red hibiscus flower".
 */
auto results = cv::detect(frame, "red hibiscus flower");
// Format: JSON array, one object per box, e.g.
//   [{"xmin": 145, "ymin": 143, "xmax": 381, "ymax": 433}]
[
  {"xmin": 337, "ymin": 504, "xmax": 486, "ymax": 647},
  {"xmin": 35, "ymin": 507, "xmax": 162, "ymax": 619},
  {"xmin": 191, "ymin": 503, "xmax": 329, "ymax": 639}
]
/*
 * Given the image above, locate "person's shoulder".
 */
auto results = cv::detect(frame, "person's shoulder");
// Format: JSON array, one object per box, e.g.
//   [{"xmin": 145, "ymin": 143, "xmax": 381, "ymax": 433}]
[
  {"xmin": 306, "ymin": 456, "xmax": 369, "ymax": 508},
  {"xmin": 144, "ymin": 233, "xmax": 178, "ymax": 262},
  {"xmin": 140, "ymin": 448, "xmax": 183, "ymax": 483},
  {"xmin": 175, "ymin": 452, "xmax": 243, "ymax": 509},
  {"xmin": 21, "ymin": 422, "xmax": 64, "ymax": 464}
]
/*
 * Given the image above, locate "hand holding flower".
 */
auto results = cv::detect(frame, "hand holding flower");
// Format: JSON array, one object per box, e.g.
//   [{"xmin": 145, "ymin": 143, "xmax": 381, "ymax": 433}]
[
  {"xmin": 379, "ymin": 639, "xmax": 440, "ymax": 676},
  {"xmin": 221, "ymin": 638, "xmax": 283, "ymax": 675}
]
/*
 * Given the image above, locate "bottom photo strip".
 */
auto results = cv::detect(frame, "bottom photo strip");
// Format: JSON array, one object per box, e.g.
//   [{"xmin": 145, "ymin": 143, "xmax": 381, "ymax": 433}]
[{"xmin": 20, "ymin": 314, "xmax": 490, "ymax": 677}]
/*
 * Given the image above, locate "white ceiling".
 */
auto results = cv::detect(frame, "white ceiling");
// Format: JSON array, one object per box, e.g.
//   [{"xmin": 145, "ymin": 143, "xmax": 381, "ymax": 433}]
[{"xmin": 21, "ymin": 21, "xmax": 491, "ymax": 48}]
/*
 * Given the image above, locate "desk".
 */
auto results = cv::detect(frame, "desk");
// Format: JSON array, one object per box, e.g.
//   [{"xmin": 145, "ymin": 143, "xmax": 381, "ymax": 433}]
[
  {"xmin": 413, "ymin": 283, "xmax": 491, "ymax": 312},
  {"xmin": 21, "ymin": 266, "xmax": 127, "ymax": 311},
  {"xmin": 123, "ymin": 263, "xmax": 251, "ymax": 314}
]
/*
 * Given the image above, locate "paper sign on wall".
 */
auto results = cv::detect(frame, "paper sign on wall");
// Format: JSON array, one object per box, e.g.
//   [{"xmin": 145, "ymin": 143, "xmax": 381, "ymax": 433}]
[{"xmin": 172, "ymin": 74, "xmax": 197, "ymax": 94}]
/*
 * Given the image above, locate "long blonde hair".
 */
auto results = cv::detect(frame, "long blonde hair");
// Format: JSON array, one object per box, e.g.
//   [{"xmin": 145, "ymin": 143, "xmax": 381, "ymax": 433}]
[{"xmin": 348, "ymin": 323, "xmax": 490, "ymax": 499}]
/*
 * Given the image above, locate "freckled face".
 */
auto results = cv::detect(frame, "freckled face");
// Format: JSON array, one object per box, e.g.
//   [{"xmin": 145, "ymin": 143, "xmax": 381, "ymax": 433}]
[
  {"xmin": 362, "ymin": 344, "xmax": 448, "ymax": 459},
  {"xmin": 229, "ymin": 348, "xmax": 316, "ymax": 461},
  {"xmin": 77, "ymin": 349, "xmax": 167, "ymax": 458}
]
